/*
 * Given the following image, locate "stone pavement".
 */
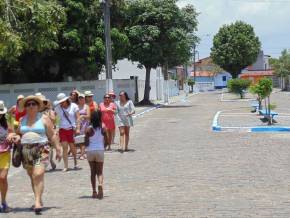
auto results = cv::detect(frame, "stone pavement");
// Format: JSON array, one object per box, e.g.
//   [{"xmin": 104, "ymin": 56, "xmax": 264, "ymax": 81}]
[{"xmin": 5, "ymin": 91, "xmax": 290, "ymax": 217}]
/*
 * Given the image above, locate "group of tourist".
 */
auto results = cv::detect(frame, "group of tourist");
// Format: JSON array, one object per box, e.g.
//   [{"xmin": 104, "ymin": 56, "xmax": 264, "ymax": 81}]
[{"xmin": 0, "ymin": 89, "xmax": 135, "ymax": 214}]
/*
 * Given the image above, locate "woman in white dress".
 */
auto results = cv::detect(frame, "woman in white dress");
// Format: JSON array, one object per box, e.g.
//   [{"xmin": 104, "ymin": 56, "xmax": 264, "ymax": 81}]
[{"xmin": 115, "ymin": 91, "xmax": 135, "ymax": 152}]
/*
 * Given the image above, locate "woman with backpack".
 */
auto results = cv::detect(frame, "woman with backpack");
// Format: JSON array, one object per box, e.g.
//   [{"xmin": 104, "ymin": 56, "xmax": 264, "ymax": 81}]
[{"xmin": 85, "ymin": 111, "xmax": 108, "ymax": 199}]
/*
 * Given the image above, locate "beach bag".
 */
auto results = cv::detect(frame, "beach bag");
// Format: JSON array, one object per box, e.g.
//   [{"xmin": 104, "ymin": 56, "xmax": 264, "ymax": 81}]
[{"xmin": 12, "ymin": 144, "xmax": 22, "ymax": 168}]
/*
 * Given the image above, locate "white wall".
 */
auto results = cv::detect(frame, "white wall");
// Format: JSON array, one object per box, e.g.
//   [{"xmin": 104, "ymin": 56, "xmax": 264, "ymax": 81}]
[{"xmin": 214, "ymin": 72, "xmax": 232, "ymax": 88}]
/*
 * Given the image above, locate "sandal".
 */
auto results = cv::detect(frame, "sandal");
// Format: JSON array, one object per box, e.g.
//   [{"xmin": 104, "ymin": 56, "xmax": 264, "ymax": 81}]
[
  {"xmin": 34, "ymin": 208, "xmax": 42, "ymax": 215},
  {"xmin": 97, "ymin": 185, "xmax": 103, "ymax": 199},
  {"xmin": 0, "ymin": 203, "xmax": 12, "ymax": 213},
  {"xmin": 92, "ymin": 191, "xmax": 98, "ymax": 199}
]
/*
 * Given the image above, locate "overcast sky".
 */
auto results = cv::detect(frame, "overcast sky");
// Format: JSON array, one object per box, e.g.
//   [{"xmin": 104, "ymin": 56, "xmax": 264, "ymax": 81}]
[{"xmin": 177, "ymin": 0, "xmax": 290, "ymax": 59}]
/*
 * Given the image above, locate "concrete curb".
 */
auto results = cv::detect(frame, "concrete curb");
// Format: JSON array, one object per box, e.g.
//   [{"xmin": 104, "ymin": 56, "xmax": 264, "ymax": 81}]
[
  {"xmin": 133, "ymin": 92, "xmax": 198, "ymax": 119},
  {"xmin": 212, "ymin": 111, "xmax": 290, "ymax": 133}
]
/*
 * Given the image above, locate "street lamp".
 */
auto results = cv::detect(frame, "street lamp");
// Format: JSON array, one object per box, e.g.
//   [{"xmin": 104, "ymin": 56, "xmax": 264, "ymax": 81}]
[{"xmin": 100, "ymin": 0, "xmax": 113, "ymax": 93}]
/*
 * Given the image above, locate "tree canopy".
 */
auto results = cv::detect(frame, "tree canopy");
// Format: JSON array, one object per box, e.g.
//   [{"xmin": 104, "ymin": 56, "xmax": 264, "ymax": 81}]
[
  {"xmin": 211, "ymin": 21, "xmax": 261, "ymax": 78},
  {"xmin": 0, "ymin": 0, "xmax": 129, "ymax": 83}
]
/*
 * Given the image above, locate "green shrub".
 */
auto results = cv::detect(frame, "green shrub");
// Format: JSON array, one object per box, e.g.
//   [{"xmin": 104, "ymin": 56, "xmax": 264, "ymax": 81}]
[{"xmin": 227, "ymin": 79, "xmax": 252, "ymax": 98}]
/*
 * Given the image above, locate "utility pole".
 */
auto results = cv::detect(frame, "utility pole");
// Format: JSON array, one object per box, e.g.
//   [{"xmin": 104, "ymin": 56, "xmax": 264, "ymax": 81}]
[
  {"xmin": 193, "ymin": 44, "xmax": 196, "ymax": 82},
  {"xmin": 100, "ymin": 0, "xmax": 113, "ymax": 93}
]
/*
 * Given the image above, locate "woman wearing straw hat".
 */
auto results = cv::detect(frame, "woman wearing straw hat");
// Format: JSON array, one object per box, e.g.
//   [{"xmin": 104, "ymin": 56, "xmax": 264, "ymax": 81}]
[
  {"xmin": 0, "ymin": 101, "xmax": 18, "ymax": 213},
  {"xmin": 54, "ymin": 93, "xmax": 80, "ymax": 172},
  {"xmin": 16, "ymin": 95, "xmax": 62, "ymax": 215},
  {"xmin": 84, "ymin": 91, "xmax": 98, "ymax": 114}
]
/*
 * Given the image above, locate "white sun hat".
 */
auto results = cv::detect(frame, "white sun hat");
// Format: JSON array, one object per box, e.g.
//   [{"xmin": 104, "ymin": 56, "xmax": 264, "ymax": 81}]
[{"xmin": 0, "ymin": 101, "xmax": 7, "ymax": 114}]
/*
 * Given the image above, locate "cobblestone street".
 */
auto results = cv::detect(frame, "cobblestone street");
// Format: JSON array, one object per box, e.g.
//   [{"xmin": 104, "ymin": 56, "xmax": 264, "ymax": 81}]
[{"xmin": 6, "ymin": 91, "xmax": 290, "ymax": 217}]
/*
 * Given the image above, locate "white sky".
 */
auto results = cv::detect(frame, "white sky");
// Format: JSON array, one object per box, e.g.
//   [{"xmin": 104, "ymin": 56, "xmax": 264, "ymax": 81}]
[{"xmin": 177, "ymin": 0, "xmax": 290, "ymax": 59}]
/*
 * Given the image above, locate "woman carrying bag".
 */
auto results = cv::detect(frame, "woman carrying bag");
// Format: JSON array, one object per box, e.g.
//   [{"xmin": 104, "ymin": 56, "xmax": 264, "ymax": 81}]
[
  {"xmin": 55, "ymin": 93, "xmax": 80, "ymax": 172},
  {"xmin": 15, "ymin": 95, "xmax": 62, "ymax": 215}
]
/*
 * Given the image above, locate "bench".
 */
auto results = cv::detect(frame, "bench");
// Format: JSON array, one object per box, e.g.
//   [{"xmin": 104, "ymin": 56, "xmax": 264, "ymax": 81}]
[
  {"xmin": 250, "ymin": 102, "xmax": 260, "ymax": 113},
  {"xmin": 259, "ymin": 110, "xmax": 278, "ymax": 123}
]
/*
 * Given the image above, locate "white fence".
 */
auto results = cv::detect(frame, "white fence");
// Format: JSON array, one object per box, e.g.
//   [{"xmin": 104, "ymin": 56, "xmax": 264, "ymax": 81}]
[
  {"xmin": 194, "ymin": 82, "xmax": 215, "ymax": 92},
  {"xmin": 137, "ymin": 79, "xmax": 179, "ymax": 101}
]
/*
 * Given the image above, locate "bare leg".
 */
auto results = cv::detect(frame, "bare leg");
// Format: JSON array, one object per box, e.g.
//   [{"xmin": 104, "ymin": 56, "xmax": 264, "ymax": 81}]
[
  {"xmin": 112, "ymin": 128, "xmax": 116, "ymax": 144},
  {"xmin": 79, "ymin": 144, "xmax": 86, "ymax": 159},
  {"xmin": 88, "ymin": 162, "xmax": 97, "ymax": 198},
  {"xmin": 62, "ymin": 142, "xmax": 69, "ymax": 171},
  {"xmin": 49, "ymin": 147, "xmax": 56, "ymax": 170},
  {"xmin": 124, "ymin": 127, "xmax": 130, "ymax": 151},
  {"xmin": 96, "ymin": 162, "xmax": 104, "ymax": 199},
  {"xmin": 107, "ymin": 130, "xmax": 113, "ymax": 150},
  {"xmin": 69, "ymin": 143, "xmax": 78, "ymax": 168},
  {"xmin": 31, "ymin": 167, "xmax": 45, "ymax": 210},
  {"xmin": 0, "ymin": 169, "xmax": 9, "ymax": 204},
  {"xmin": 119, "ymin": 127, "xmax": 125, "ymax": 151}
]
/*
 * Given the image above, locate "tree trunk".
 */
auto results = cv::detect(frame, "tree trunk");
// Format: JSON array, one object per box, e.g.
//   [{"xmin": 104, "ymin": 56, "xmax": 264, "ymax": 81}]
[
  {"xmin": 138, "ymin": 66, "xmax": 152, "ymax": 105},
  {"xmin": 162, "ymin": 62, "xmax": 169, "ymax": 104},
  {"xmin": 267, "ymin": 96, "xmax": 272, "ymax": 125}
]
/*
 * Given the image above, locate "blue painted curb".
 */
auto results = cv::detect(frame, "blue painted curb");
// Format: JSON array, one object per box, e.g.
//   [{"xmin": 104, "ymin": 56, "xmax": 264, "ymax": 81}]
[
  {"xmin": 212, "ymin": 111, "xmax": 222, "ymax": 131},
  {"xmin": 251, "ymin": 126, "xmax": 290, "ymax": 132},
  {"xmin": 212, "ymin": 111, "xmax": 290, "ymax": 133}
]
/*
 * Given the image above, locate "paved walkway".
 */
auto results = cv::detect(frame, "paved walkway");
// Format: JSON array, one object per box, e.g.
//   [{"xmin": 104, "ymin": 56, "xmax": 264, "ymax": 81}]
[{"xmin": 6, "ymin": 91, "xmax": 290, "ymax": 217}]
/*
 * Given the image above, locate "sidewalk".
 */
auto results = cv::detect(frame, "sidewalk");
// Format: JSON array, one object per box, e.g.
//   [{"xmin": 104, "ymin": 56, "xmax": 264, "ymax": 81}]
[{"xmin": 134, "ymin": 91, "xmax": 196, "ymax": 115}]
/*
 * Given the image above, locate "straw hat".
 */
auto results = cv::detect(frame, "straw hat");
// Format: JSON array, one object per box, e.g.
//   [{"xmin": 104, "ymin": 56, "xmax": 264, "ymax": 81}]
[
  {"xmin": 78, "ymin": 93, "xmax": 85, "ymax": 98},
  {"xmin": 108, "ymin": 90, "xmax": 116, "ymax": 98},
  {"xmin": 84, "ymin": 90, "xmax": 94, "ymax": 97},
  {"xmin": 35, "ymin": 92, "xmax": 47, "ymax": 101},
  {"xmin": 17, "ymin": 95, "xmax": 25, "ymax": 101},
  {"xmin": 56, "ymin": 93, "xmax": 69, "ymax": 105},
  {"xmin": 19, "ymin": 95, "xmax": 44, "ymax": 111},
  {"xmin": 0, "ymin": 101, "xmax": 7, "ymax": 114}
]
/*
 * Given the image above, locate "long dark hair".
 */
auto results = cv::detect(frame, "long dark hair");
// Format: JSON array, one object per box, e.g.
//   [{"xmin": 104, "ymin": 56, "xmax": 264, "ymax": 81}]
[
  {"xmin": 119, "ymin": 91, "xmax": 130, "ymax": 101},
  {"xmin": 90, "ymin": 110, "xmax": 102, "ymax": 129},
  {"xmin": 0, "ymin": 114, "xmax": 8, "ymax": 130}
]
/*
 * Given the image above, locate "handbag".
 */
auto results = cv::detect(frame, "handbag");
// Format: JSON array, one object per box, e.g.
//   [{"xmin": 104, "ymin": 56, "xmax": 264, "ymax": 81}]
[{"xmin": 12, "ymin": 144, "xmax": 22, "ymax": 168}]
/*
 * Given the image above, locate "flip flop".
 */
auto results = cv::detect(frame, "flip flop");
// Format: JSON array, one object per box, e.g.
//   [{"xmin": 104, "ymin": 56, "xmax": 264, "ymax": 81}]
[{"xmin": 0, "ymin": 203, "xmax": 12, "ymax": 213}]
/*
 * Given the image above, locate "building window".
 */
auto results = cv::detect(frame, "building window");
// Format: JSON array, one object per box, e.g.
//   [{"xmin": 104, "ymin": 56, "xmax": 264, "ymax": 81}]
[{"xmin": 222, "ymin": 76, "xmax": 227, "ymax": 81}]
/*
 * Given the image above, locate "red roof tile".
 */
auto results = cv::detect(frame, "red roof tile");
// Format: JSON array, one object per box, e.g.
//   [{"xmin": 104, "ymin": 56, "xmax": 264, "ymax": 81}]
[
  {"xmin": 190, "ymin": 71, "xmax": 214, "ymax": 77},
  {"xmin": 240, "ymin": 70, "xmax": 274, "ymax": 77}
]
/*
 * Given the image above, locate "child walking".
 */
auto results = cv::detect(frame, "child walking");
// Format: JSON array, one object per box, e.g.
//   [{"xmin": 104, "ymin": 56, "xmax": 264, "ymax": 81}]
[{"xmin": 85, "ymin": 111, "xmax": 108, "ymax": 199}]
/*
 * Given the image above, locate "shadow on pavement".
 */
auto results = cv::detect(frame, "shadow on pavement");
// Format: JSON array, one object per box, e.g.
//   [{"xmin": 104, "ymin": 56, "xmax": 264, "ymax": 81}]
[
  {"xmin": 160, "ymin": 105, "xmax": 193, "ymax": 109},
  {"xmin": 11, "ymin": 206, "xmax": 60, "ymax": 213},
  {"xmin": 105, "ymin": 149, "xmax": 136, "ymax": 153}
]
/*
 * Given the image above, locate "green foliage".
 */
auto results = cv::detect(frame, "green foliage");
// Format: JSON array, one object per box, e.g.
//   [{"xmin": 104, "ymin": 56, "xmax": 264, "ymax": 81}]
[
  {"xmin": 270, "ymin": 49, "xmax": 290, "ymax": 90},
  {"xmin": 0, "ymin": 0, "xmax": 129, "ymax": 83},
  {"xmin": 227, "ymin": 78, "xmax": 251, "ymax": 98},
  {"xmin": 0, "ymin": 0, "xmax": 66, "ymax": 61},
  {"xmin": 187, "ymin": 78, "xmax": 195, "ymax": 93},
  {"xmin": 211, "ymin": 21, "xmax": 261, "ymax": 78},
  {"xmin": 270, "ymin": 49, "xmax": 290, "ymax": 77},
  {"xmin": 187, "ymin": 78, "xmax": 195, "ymax": 86}
]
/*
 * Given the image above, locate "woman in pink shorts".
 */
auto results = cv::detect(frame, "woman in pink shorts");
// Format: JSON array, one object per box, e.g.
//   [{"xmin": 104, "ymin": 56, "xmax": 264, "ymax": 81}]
[{"xmin": 99, "ymin": 94, "xmax": 116, "ymax": 150}]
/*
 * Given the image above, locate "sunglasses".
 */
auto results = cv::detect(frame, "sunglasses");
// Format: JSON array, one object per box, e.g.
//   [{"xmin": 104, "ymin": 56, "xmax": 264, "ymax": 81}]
[
  {"xmin": 104, "ymin": 96, "xmax": 110, "ymax": 99},
  {"xmin": 25, "ymin": 102, "xmax": 38, "ymax": 107}
]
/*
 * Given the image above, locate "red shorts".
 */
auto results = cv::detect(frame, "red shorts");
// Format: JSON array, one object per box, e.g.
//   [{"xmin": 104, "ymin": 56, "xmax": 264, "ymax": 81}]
[{"xmin": 59, "ymin": 128, "xmax": 74, "ymax": 143}]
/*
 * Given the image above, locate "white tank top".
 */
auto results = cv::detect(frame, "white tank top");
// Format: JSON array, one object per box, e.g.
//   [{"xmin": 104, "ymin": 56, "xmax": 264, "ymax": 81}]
[{"xmin": 87, "ymin": 127, "xmax": 104, "ymax": 151}]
